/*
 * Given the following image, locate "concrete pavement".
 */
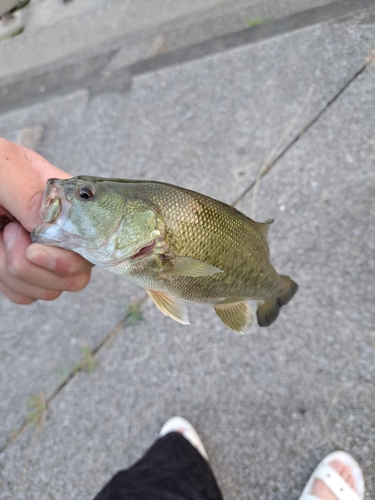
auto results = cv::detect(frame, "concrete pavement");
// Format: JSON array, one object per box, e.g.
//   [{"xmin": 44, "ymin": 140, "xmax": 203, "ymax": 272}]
[
  {"xmin": 0, "ymin": 1, "xmax": 375, "ymax": 499},
  {"xmin": 0, "ymin": 0, "xmax": 340, "ymax": 82}
]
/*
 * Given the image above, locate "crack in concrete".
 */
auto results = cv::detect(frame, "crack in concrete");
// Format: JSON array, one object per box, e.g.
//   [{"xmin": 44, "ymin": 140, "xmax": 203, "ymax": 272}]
[
  {"xmin": 231, "ymin": 61, "xmax": 370, "ymax": 208},
  {"xmin": 0, "ymin": 296, "xmax": 147, "ymax": 455},
  {"xmin": 1, "ymin": 59, "xmax": 370, "ymax": 453},
  {"xmin": 1, "ymin": 33, "xmax": 373, "ymax": 461}
]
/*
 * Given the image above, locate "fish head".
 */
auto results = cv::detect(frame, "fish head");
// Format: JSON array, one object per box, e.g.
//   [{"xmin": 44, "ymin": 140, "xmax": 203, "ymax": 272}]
[{"xmin": 31, "ymin": 176, "xmax": 160, "ymax": 266}]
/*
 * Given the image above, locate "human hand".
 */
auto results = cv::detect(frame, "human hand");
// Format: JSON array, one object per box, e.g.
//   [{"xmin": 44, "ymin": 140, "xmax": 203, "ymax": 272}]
[{"xmin": 0, "ymin": 138, "xmax": 93, "ymax": 304}]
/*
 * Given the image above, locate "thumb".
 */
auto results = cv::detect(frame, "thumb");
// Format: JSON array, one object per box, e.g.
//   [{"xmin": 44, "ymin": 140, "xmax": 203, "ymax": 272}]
[{"xmin": 0, "ymin": 139, "xmax": 62, "ymax": 232}]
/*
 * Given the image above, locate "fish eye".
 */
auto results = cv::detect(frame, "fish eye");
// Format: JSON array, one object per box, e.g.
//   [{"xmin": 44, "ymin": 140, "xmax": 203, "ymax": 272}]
[{"xmin": 78, "ymin": 183, "xmax": 96, "ymax": 200}]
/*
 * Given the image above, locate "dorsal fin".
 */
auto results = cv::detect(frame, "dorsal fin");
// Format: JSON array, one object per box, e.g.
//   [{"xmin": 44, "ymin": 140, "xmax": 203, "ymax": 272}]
[{"xmin": 257, "ymin": 218, "xmax": 274, "ymax": 241}]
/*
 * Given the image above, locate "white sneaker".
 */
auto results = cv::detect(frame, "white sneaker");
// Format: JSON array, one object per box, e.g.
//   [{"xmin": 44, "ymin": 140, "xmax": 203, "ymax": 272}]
[{"xmin": 159, "ymin": 416, "xmax": 209, "ymax": 461}]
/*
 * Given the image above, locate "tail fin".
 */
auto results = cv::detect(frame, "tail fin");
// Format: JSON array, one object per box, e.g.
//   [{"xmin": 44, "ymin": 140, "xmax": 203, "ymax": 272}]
[{"xmin": 256, "ymin": 275, "xmax": 298, "ymax": 327}]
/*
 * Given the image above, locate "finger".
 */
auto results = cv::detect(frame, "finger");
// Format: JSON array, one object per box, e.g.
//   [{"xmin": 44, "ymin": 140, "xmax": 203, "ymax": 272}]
[
  {"xmin": 0, "ymin": 225, "xmax": 62, "ymax": 300},
  {"xmin": 27, "ymin": 243, "xmax": 94, "ymax": 277},
  {"xmin": 0, "ymin": 139, "xmax": 70, "ymax": 232},
  {"xmin": 0, "ymin": 206, "xmax": 16, "ymax": 230},
  {"xmin": 0, "ymin": 278, "xmax": 62, "ymax": 301},
  {"xmin": 0, "ymin": 281, "xmax": 37, "ymax": 305},
  {"xmin": 3, "ymin": 223, "xmax": 92, "ymax": 291},
  {"xmin": 0, "ymin": 229, "xmax": 58, "ymax": 301}
]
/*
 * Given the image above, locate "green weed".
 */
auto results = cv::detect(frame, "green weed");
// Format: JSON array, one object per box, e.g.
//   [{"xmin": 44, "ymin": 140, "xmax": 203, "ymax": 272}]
[
  {"xmin": 123, "ymin": 301, "xmax": 144, "ymax": 327},
  {"xmin": 73, "ymin": 343, "xmax": 97, "ymax": 373},
  {"xmin": 245, "ymin": 18, "xmax": 266, "ymax": 28},
  {"xmin": 53, "ymin": 342, "xmax": 97, "ymax": 382},
  {"xmin": 26, "ymin": 391, "xmax": 46, "ymax": 429}
]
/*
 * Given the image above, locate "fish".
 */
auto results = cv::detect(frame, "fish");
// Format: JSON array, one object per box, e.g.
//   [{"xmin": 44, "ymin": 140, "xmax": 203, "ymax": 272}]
[{"xmin": 31, "ymin": 176, "xmax": 298, "ymax": 332}]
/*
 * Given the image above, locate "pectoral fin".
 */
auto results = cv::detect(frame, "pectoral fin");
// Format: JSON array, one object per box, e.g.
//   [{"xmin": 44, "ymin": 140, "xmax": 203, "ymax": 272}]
[
  {"xmin": 161, "ymin": 256, "xmax": 223, "ymax": 277},
  {"xmin": 146, "ymin": 290, "xmax": 190, "ymax": 325},
  {"xmin": 214, "ymin": 301, "xmax": 255, "ymax": 333}
]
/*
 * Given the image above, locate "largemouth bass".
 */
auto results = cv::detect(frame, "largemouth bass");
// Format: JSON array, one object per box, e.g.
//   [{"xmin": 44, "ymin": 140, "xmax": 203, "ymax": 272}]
[{"xmin": 31, "ymin": 176, "xmax": 298, "ymax": 332}]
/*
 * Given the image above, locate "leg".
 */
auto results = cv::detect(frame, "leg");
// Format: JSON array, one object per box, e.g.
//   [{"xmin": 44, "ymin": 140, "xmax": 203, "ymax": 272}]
[{"xmin": 94, "ymin": 423, "xmax": 223, "ymax": 500}]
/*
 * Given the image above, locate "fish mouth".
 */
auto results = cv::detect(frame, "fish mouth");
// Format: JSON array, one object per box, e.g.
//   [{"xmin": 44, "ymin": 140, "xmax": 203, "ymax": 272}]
[
  {"xmin": 40, "ymin": 180, "xmax": 62, "ymax": 223},
  {"xmin": 31, "ymin": 179, "xmax": 73, "ymax": 244}
]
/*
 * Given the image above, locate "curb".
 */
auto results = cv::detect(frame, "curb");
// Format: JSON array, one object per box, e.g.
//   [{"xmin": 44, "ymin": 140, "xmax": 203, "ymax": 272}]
[{"xmin": 0, "ymin": 0, "xmax": 374, "ymax": 115}]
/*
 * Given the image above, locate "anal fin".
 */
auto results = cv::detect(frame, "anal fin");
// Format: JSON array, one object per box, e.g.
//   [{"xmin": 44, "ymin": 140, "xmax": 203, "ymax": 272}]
[
  {"xmin": 214, "ymin": 301, "xmax": 255, "ymax": 333},
  {"xmin": 146, "ymin": 290, "xmax": 190, "ymax": 325}
]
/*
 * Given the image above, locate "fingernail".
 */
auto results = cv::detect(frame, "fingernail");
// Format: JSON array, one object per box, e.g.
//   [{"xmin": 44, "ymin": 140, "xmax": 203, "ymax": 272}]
[
  {"xmin": 4, "ymin": 223, "xmax": 20, "ymax": 250},
  {"xmin": 27, "ymin": 245, "xmax": 55, "ymax": 270}
]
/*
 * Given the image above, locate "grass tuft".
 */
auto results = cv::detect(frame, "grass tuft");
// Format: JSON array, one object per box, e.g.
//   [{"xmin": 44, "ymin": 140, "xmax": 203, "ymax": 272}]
[
  {"xmin": 245, "ymin": 18, "xmax": 266, "ymax": 28},
  {"xmin": 73, "ymin": 343, "xmax": 97, "ymax": 373},
  {"xmin": 26, "ymin": 391, "xmax": 46, "ymax": 429},
  {"xmin": 123, "ymin": 301, "xmax": 144, "ymax": 327}
]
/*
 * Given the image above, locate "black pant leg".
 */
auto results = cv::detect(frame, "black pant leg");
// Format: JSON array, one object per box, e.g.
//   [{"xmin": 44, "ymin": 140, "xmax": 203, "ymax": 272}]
[{"xmin": 93, "ymin": 432, "xmax": 223, "ymax": 500}]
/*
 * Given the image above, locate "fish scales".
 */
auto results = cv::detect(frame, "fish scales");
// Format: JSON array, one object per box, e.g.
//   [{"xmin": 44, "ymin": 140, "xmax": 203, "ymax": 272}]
[
  {"xmin": 31, "ymin": 176, "xmax": 298, "ymax": 332},
  {"xmin": 128, "ymin": 182, "xmax": 279, "ymax": 302}
]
